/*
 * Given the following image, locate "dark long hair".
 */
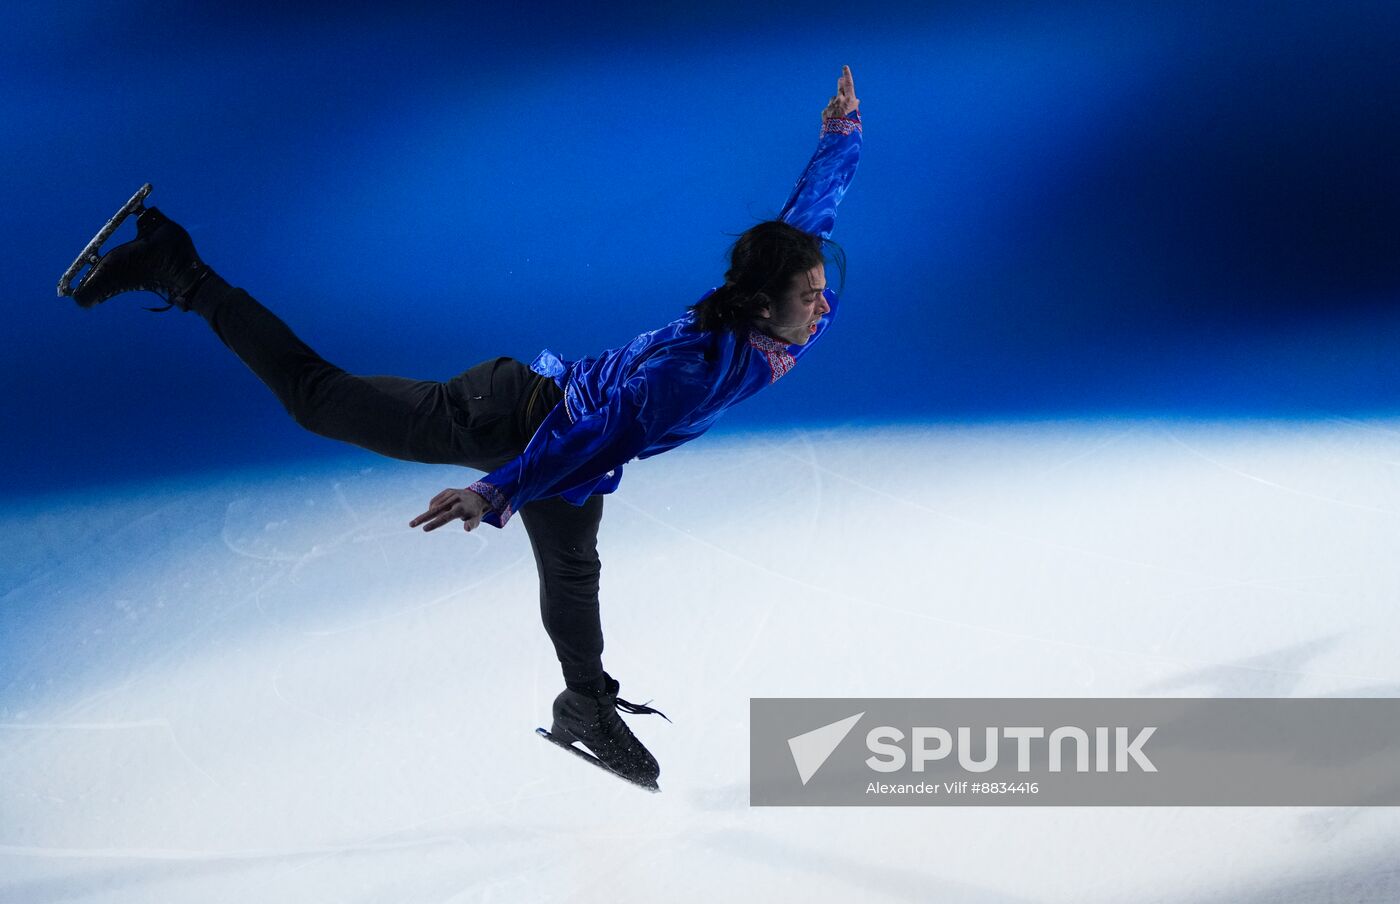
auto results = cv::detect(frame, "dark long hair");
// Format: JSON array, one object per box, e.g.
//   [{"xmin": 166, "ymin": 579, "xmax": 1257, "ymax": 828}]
[{"xmin": 688, "ymin": 220, "xmax": 846, "ymax": 333}]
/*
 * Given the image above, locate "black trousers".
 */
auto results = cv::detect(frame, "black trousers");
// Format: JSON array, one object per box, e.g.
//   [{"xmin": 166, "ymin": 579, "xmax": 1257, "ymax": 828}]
[{"xmin": 192, "ymin": 275, "xmax": 607, "ymax": 691}]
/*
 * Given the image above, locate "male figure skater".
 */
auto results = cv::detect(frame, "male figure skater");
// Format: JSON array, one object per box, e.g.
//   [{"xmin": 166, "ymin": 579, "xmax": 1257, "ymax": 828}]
[{"xmin": 63, "ymin": 66, "xmax": 862, "ymax": 790}]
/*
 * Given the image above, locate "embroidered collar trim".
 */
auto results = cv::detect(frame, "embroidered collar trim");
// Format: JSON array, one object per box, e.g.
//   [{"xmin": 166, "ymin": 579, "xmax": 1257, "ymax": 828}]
[{"xmin": 747, "ymin": 330, "xmax": 797, "ymax": 383}]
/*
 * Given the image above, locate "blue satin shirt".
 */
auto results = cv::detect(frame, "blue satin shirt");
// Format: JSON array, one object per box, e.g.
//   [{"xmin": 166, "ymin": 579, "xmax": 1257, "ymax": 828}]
[{"xmin": 468, "ymin": 109, "xmax": 863, "ymax": 527}]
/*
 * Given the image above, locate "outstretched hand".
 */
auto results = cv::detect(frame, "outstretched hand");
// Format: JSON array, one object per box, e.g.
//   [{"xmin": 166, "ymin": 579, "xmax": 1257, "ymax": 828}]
[
  {"xmin": 410, "ymin": 487, "xmax": 491, "ymax": 532},
  {"xmin": 821, "ymin": 65, "xmax": 859, "ymax": 122}
]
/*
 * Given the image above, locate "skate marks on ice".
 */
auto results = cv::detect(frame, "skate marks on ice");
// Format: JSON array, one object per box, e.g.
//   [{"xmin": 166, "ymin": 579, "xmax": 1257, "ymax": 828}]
[
  {"xmin": 1164, "ymin": 429, "xmax": 1400, "ymax": 516},
  {"xmin": 0, "ymin": 822, "xmax": 552, "ymax": 904},
  {"xmin": 1138, "ymin": 636, "xmax": 1392, "ymax": 699},
  {"xmin": 701, "ymin": 827, "xmax": 1042, "ymax": 904},
  {"xmin": 603, "ymin": 420, "xmax": 1400, "ymax": 901},
  {"xmin": 4, "ymin": 421, "xmax": 1400, "ymax": 902},
  {"xmin": 0, "ymin": 465, "xmax": 554, "ymax": 892},
  {"xmin": 614, "ymin": 420, "xmax": 1394, "ymax": 696},
  {"xmin": 1139, "ymin": 842, "xmax": 1400, "ymax": 904}
]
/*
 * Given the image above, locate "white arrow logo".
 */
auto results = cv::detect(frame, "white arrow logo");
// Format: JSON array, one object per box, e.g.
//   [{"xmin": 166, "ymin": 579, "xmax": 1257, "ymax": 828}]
[{"xmin": 787, "ymin": 712, "xmax": 864, "ymax": 785}]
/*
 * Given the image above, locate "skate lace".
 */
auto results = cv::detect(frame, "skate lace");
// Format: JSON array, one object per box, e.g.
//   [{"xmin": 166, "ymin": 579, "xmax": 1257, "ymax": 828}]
[
  {"xmin": 142, "ymin": 268, "xmax": 212, "ymax": 313},
  {"xmin": 615, "ymin": 696, "xmax": 671, "ymax": 723}
]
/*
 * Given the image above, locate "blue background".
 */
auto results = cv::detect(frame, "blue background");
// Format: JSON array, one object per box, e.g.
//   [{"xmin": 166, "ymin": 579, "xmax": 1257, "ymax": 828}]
[{"xmin": 6, "ymin": 0, "xmax": 1400, "ymax": 497}]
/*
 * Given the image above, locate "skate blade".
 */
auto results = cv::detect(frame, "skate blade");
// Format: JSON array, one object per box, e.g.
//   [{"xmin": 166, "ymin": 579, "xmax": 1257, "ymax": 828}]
[
  {"xmin": 57, "ymin": 183, "xmax": 153, "ymax": 298},
  {"xmin": 535, "ymin": 727, "xmax": 660, "ymax": 793}
]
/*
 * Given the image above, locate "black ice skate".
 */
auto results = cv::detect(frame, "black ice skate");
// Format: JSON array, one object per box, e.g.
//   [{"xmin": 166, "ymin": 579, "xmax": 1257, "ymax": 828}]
[
  {"xmin": 536, "ymin": 674, "xmax": 669, "ymax": 792},
  {"xmin": 58, "ymin": 184, "xmax": 212, "ymax": 311}
]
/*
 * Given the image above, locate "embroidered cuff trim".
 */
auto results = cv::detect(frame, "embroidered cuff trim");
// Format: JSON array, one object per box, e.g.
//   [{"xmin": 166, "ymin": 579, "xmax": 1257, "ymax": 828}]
[
  {"xmin": 821, "ymin": 112, "xmax": 862, "ymax": 136},
  {"xmin": 467, "ymin": 480, "xmax": 515, "ymax": 526}
]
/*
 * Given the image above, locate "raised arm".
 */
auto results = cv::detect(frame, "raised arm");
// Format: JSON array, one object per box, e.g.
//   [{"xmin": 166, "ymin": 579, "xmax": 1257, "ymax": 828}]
[{"xmin": 779, "ymin": 65, "xmax": 863, "ymax": 239}]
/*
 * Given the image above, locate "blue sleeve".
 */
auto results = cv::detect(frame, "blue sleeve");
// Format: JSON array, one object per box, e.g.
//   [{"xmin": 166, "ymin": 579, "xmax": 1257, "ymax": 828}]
[
  {"xmin": 778, "ymin": 109, "xmax": 863, "ymax": 240},
  {"xmin": 466, "ymin": 357, "xmax": 708, "ymax": 528}
]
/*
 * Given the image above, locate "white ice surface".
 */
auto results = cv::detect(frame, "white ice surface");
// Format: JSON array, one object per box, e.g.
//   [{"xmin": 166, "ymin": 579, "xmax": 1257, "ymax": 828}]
[{"xmin": 3, "ymin": 420, "xmax": 1400, "ymax": 903}]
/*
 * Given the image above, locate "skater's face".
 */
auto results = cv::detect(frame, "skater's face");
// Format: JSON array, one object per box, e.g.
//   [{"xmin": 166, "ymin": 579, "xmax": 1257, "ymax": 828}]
[{"xmin": 756, "ymin": 263, "xmax": 829, "ymax": 346}]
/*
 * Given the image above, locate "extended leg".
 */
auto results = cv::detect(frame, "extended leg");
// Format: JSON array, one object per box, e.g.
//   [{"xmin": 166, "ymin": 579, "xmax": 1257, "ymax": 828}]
[
  {"xmin": 64, "ymin": 202, "xmax": 526, "ymax": 468},
  {"xmin": 192, "ymin": 276, "xmax": 523, "ymax": 467},
  {"xmin": 192, "ymin": 277, "xmax": 459, "ymax": 462}
]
